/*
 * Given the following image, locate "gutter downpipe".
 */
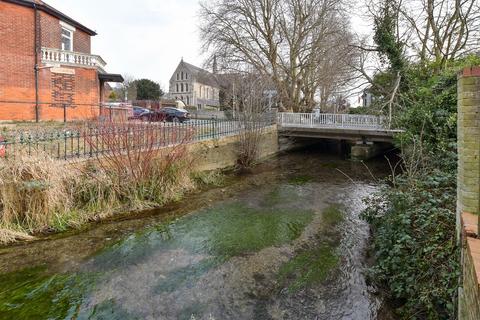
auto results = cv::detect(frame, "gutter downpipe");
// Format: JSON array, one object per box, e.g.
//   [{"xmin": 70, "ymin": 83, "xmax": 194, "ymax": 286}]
[{"xmin": 34, "ymin": 3, "xmax": 39, "ymax": 122}]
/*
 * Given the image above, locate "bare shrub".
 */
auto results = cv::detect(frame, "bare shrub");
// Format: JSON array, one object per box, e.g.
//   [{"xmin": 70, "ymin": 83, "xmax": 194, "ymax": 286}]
[
  {"xmin": 80, "ymin": 121, "xmax": 196, "ymax": 210},
  {"xmin": 224, "ymin": 74, "xmax": 274, "ymax": 170}
]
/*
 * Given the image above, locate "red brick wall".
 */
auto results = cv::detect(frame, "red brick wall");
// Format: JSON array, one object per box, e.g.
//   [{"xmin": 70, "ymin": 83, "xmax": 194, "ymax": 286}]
[
  {"xmin": 0, "ymin": 1, "xmax": 36, "ymax": 120},
  {"xmin": 0, "ymin": 1, "xmax": 98, "ymax": 121},
  {"xmin": 37, "ymin": 67, "xmax": 100, "ymax": 121},
  {"xmin": 40, "ymin": 11, "xmax": 91, "ymax": 54}
]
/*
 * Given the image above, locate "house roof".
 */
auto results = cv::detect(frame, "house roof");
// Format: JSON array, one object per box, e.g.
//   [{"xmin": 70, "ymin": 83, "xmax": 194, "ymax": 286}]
[
  {"xmin": 178, "ymin": 60, "xmax": 220, "ymax": 88},
  {"xmin": 3, "ymin": 0, "xmax": 97, "ymax": 36}
]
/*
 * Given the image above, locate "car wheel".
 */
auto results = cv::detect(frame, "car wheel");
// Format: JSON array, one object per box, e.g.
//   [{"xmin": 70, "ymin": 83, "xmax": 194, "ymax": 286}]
[{"xmin": 173, "ymin": 117, "xmax": 180, "ymax": 123}]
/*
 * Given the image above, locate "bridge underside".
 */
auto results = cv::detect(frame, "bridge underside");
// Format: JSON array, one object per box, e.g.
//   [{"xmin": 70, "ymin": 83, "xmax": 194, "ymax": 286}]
[{"xmin": 278, "ymin": 126, "xmax": 398, "ymax": 143}]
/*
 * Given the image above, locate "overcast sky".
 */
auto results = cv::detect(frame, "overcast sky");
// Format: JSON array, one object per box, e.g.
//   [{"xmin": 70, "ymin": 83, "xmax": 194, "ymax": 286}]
[
  {"xmin": 46, "ymin": 0, "xmax": 205, "ymax": 90},
  {"xmin": 46, "ymin": 0, "xmax": 371, "ymax": 93}
]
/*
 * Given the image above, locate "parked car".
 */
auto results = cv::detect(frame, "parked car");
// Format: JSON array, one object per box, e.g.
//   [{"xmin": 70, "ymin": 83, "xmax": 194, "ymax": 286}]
[
  {"xmin": 128, "ymin": 106, "xmax": 153, "ymax": 120},
  {"xmin": 157, "ymin": 107, "xmax": 190, "ymax": 123},
  {"xmin": 139, "ymin": 110, "xmax": 166, "ymax": 122}
]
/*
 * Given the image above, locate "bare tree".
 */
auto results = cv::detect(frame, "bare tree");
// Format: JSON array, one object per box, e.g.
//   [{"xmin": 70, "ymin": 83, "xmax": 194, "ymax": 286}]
[
  {"xmin": 399, "ymin": 0, "xmax": 480, "ymax": 68},
  {"xmin": 200, "ymin": 0, "xmax": 358, "ymax": 112},
  {"xmin": 360, "ymin": 0, "xmax": 479, "ymax": 69},
  {"xmin": 223, "ymin": 73, "xmax": 273, "ymax": 169},
  {"xmin": 115, "ymin": 74, "xmax": 137, "ymax": 102}
]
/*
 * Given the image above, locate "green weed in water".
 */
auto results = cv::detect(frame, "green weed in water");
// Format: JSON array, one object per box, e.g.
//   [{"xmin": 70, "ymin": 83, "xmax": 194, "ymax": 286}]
[
  {"xmin": 277, "ymin": 205, "xmax": 344, "ymax": 292},
  {"xmin": 189, "ymin": 202, "xmax": 314, "ymax": 257},
  {"xmin": 278, "ymin": 244, "xmax": 339, "ymax": 292},
  {"xmin": 288, "ymin": 175, "xmax": 313, "ymax": 185},
  {"xmin": 90, "ymin": 199, "xmax": 314, "ymax": 295},
  {"xmin": 87, "ymin": 298, "xmax": 140, "ymax": 320},
  {"xmin": 0, "ymin": 267, "xmax": 97, "ymax": 320},
  {"xmin": 322, "ymin": 205, "xmax": 345, "ymax": 226}
]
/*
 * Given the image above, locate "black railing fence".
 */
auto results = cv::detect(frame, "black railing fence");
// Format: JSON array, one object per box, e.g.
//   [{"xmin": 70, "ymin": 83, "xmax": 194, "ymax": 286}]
[{"xmin": 0, "ymin": 113, "xmax": 276, "ymax": 161}]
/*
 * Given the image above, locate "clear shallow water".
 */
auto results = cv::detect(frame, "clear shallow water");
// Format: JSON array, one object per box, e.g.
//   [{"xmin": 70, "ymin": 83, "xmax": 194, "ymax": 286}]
[{"xmin": 0, "ymin": 150, "xmax": 392, "ymax": 320}]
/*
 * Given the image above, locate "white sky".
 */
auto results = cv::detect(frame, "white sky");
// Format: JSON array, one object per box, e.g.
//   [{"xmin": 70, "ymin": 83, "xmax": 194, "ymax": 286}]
[
  {"xmin": 46, "ymin": 0, "xmax": 205, "ymax": 90},
  {"xmin": 46, "ymin": 0, "xmax": 373, "ymax": 96}
]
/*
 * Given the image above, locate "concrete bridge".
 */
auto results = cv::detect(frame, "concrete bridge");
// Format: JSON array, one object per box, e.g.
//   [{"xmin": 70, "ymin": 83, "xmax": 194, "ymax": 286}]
[{"xmin": 277, "ymin": 112, "xmax": 403, "ymax": 159}]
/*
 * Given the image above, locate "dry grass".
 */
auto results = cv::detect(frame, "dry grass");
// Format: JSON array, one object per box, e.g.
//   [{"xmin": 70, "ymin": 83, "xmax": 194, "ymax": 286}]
[
  {"xmin": 0, "ymin": 125, "xmax": 197, "ymax": 245},
  {"xmin": 0, "ymin": 152, "xmax": 73, "ymax": 232},
  {"xmin": 0, "ymin": 228, "xmax": 34, "ymax": 244}
]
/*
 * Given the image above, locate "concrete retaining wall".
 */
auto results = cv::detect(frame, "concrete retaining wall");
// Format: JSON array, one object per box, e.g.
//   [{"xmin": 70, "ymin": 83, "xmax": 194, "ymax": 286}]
[{"xmin": 188, "ymin": 125, "xmax": 279, "ymax": 171}]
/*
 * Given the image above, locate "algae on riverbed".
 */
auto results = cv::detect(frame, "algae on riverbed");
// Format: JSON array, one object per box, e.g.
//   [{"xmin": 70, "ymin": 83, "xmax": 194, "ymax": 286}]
[
  {"xmin": 278, "ymin": 205, "xmax": 345, "ymax": 292},
  {"xmin": 278, "ymin": 244, "xmax": 339, "ymax": 292},
  {"xmin": 288, "ymin": 175, "xmax": 314, "ymax": 185},
  {"xmin": 92, "ymin": 200, "xmax": 314, "ymax": 273},
  {"xmin": 0, "ymin": 267, "xmax": 97, "ymax": 320}
]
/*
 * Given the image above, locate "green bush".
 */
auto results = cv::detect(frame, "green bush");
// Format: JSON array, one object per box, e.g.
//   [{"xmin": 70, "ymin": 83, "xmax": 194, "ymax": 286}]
[
  {"xmin": 363, "ymin": 168, "xmax": 459, "ymax": 319},
  {"xmin": 362, "ymin": 57, "xmax": 480, "ymax": 318}
]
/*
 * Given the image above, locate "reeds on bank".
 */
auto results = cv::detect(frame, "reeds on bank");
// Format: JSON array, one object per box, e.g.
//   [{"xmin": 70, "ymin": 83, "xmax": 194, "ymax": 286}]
[{"xmin": 0, "ymin": 121, "xmax": 196, "ymax": 244}]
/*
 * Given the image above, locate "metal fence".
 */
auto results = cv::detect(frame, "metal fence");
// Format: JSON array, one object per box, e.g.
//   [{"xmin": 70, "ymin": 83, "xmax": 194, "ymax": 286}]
[
  {"xmin": 0, "ymin": 115, "xmax": 275, "ymax": 161},
  {"xmin": 278, "ymin": 112, "xmax": 388, "ymax": 130}
]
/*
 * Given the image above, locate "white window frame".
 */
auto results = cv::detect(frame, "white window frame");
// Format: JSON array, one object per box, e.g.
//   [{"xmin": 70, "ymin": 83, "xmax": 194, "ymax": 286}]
[{"xmin": 60, "ymin": 21, "xmax": 75, "ymax": 52}]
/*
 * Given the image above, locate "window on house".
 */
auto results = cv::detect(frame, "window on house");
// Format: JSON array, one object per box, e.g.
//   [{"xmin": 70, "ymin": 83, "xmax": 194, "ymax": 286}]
[
  {"xmin": 177, "ymin": 73, "xmax": 179, "ymax": 81},
  {"xmin": 181, "ymin": 83, "xmax": 184, "ymax": 92},
  {"xmin": 181, "ymin": 72, "xmax": 184, "ymax": 80},
  {"xmin": 61, "ymin": 28, "xmax": 73, "ymax": 51},
  {"xmin": 186, "ymin": 83, "xmax": 189, "ymax": 92},
  {"xmin": 186, "ymin": 96, "xmax": 190, "ymax": 105},
  {"xmin": 176, "ymin": 83, "xmax": 179, "ymax": 92}
]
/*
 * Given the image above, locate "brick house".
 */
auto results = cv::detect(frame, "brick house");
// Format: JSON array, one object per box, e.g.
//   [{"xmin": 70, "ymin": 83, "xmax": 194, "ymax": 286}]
[{"xmin": 0, "ymin": 0, "xmax": 123, "ymax": 121}]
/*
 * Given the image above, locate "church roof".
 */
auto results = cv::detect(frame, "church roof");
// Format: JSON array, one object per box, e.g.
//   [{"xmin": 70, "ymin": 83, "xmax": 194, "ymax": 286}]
[{"xmin": 178, "ymin": 60, "xmax": 220, "ymax": 88}]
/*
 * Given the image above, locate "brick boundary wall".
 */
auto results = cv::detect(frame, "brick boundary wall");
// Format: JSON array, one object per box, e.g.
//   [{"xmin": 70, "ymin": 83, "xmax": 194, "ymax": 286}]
[
  {"xmin": 458, "ymin": 66, "xmax": 480, "ymax": 320},
  {"xmin": 460, "ymin": 218, "xmax": 480, "ymax": 320}
]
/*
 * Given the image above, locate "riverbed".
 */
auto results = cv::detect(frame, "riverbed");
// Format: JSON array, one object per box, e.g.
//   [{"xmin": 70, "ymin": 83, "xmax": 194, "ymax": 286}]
[{"xmin": 0, "ymin": 149, "xmax": 392, "ymax": 320}]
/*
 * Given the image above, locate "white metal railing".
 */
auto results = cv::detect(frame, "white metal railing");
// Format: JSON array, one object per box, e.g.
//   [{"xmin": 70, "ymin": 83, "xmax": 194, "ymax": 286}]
[
  {"xmin": 277, "ymin": 112, "xmax": 388, "ymax": 130},
  {"xmin": 41, "ymin": 47, "xmax": 107, "ymax": 72}
]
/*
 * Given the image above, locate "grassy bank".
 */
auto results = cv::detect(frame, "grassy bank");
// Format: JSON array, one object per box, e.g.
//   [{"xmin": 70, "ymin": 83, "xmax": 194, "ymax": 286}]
[{"xmin": 0, "ymin": 143, "xmax": 204, "ymax": 245}]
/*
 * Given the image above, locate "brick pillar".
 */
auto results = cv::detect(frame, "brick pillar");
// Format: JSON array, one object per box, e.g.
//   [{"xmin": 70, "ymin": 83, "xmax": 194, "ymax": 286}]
[
  {"xmin": 458, "ymin": 66, "xmax": 480, "ymax": 319},
  {"xmin": 457, "ymin": 66, "xmax": 480, "ymax": 230}
]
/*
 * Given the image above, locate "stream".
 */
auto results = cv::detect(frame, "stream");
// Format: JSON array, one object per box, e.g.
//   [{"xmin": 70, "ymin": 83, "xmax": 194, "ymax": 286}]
[{"xmin": 0, "ymin": 148, "xmax": 393, "ymax": 320}]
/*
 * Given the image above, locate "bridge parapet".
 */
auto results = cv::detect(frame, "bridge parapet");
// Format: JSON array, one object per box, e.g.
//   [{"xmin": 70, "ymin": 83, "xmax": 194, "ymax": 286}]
[{"xmin": 278, "ymin": 112, "xmax": 388, "ymax": 130}]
